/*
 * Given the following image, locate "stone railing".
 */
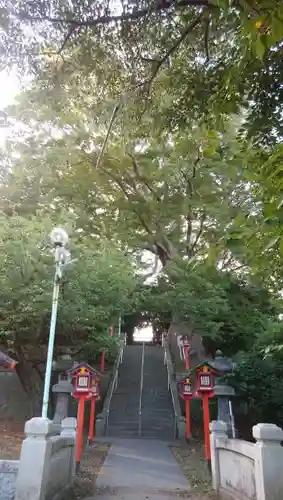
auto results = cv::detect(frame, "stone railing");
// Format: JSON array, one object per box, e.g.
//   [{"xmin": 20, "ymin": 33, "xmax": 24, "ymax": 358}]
[
  {"xmin": 164, "ymin": 341, "xmax": 185, "ymax": 439},
  {"xmin": 210, "ymin": 420, "xmax": 283, "ymax": 500},
  {"xmin": 15, "ymin": 416, "xmax": 76, "ymax": 500},
  {"xmin": 96, "ymin": 335, "xmax": 126, "ymax": 437}
]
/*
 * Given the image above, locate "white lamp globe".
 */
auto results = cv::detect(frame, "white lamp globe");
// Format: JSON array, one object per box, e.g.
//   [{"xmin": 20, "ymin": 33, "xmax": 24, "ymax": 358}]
[{"xmin": 50, "ymin": 227, "xmax": 69, "ymax": 247}]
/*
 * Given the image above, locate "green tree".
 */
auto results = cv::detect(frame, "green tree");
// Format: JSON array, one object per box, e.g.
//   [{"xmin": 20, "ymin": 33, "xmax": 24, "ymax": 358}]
[{"xmin": 0, "ymin": 212, "xmax": 138, "ymax": 414}]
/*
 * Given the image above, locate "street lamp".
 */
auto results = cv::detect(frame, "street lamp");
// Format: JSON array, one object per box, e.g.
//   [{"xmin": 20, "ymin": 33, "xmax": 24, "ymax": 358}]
[{"xmin": 41, "ymin": 227, "xmax": 70, "ymax": 418}]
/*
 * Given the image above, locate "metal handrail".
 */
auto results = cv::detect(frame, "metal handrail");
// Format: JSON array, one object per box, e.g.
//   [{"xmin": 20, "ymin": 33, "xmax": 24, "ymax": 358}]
[
  {"xmin": 164, "ymin": 344, "xmax": 178, "ymax": 439},
  {"xmin": 138, "ymin": 342, "xmax": 145, "ymax": 437},
  {"xmin": 105, "ymin": 336, "xmax": 125, "ymax": 436}
]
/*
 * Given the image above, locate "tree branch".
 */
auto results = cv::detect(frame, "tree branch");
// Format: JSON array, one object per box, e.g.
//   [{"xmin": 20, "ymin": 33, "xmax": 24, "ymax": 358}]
[
  {"xmin": 191, "ymin": 213, "xmax": 206, "ymax": 254},
  {"xmin": 94, "ymin": 103, "xmax": 121, "ymax": 169},
  {"xmin": 58, "ymin": 25, "xmax": 77, "ymax": 54},
  {"xmin": 186, "ymin": 210, "xmax": 193, "ymax": 256},
  {"xmin": 204, "ymin": 14, "xmax": 211, "ymax": 63},
  {"xmin": 96, "ymin": 163, "xmax": 153, "ymax": 235},
  {"xmin": 144, "ymin": 12, "xmax": 204, "ymax": 92},
  {"xmin": 127, "ymin": 152, "xmax": 162, "ymax": 202},
  {"xmin": 18, "ymin": 1, "xmax": 212, "ymax": 26}
]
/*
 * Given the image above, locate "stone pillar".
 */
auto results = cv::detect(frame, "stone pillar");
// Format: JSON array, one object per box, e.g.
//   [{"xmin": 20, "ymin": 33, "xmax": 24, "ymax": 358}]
[
  {"xmin": 61, "ymin": 417, "xmax": 77, "ymax": 483},
  {"xmin": 209, "ymin": 420, "xmax": 227, "ymax": 491},
  {"xmin": 52, "ymin": 379, "xmax": 74, "ymax": 427},
  {"xmin": 52, "ymin": 355, "xmax": 74, "ymax": 429},
  {"xmin": 15, "ymin": 417, "xmax": 57, "ymax": 500},
  {"xmin": 214, "ymin": 384, "xmax": 236, "ymax": 438},
  {"xmin": 253, "ymin": 423, "xmax": 283, "ymax": 500},
  {"xmin": 178, "ymin": 416, "xmax": 186, "ymax": 440}
]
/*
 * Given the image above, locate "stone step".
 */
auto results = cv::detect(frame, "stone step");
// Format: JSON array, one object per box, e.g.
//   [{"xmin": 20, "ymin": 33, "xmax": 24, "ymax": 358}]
[
  {"xmin": 107, "ymin": 344, "xmax": 175, "ymax": 439},
  {"xmin": 106, "ymin": 429, "xmax": 139, "ymax": 438},
  {"xmin": 107, "ymin": 422, "xmax": 139, "ymax": 430}
]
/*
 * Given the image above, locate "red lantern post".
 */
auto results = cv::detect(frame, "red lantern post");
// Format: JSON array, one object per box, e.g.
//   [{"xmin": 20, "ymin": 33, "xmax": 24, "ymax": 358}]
[
  {"xmin": 183, "ymin": 337, "xmax": 190, "ymax": 370},
  {"xmin": 69, "ymin": 362, "xmax": 97, "ymax": 470},
  {"xmin": 196, "ymin": 364, "xmax": 215, "ymax": 462},
  {"xmin": 88, "ymin": 374, "xmax": 100, "ymax": 444},
  {"xmin": 100, "ymin": 351, "xmax": 105, "ymax": 374},
  {"xmin": 180, "ymin": 376, "xmax": 194, "ymax": 439}
]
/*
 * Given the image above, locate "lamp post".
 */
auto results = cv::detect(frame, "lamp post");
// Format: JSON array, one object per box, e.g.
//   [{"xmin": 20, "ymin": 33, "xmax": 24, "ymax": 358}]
[{"xmin": 41, "ymin": 227, "xmax": 70, "ymax": 418}]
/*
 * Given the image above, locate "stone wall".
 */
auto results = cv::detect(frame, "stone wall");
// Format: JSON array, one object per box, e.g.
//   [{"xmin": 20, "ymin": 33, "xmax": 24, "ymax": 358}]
[
  {"xmin": 0, "ymin": 460, "xmax": 19, "ymax": 500},
  {"xmin": 210, "ymin": 420, "xmax": 283, "ymax": 500},
  {"xmin": 0, "ymin": 372, "xmax": 30, "ymax": 421}
]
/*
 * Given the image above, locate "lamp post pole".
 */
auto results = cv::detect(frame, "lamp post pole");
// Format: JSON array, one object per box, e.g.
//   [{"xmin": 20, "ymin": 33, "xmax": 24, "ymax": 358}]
[{"xmin": 41, "ymin": 228, "xmax": 69, "ymax": 419}]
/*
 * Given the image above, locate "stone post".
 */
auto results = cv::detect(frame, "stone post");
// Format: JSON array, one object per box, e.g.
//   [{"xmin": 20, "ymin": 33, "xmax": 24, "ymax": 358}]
[
  {"xmin": 211, "ymin": 350, "xmax": 237, "ymax": 438},
  {"xmin": 213, "ymin": 384, "xmax": 235, "ymax": 438},
  {"xmin": 52, "ymin": 379, "xmax": 74, "ymax": 426},
  {"xmin": 61, "ymin": 417, "xmax": 77, "ymax": 483},
  {"xmin": 15, "ymin": 417, "xmax": 57, "ymax": 500},
  {"xmin": 209, "ymin": 420, "xmax": 228, "ymax": 491},
  {"xmin": 253, "ymin": 423, "xmax": 283, "ymax": 500},
  {"xmin": 52, "ymin": 355, "xmax": 74, "ymax": 429}
]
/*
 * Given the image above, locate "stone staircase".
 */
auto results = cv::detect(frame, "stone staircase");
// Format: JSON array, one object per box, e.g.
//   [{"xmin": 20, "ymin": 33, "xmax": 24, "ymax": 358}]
[
  {"xmin": 141, "ymin": 345, "xmax": 175, "ymax": 440},
  {"xmin": 106, "ymin": 345, "xmax": 142, "ymax": 438},
  {"xmin": 106, "ymin": 344, "xmax": 175, "ymax": 440}
]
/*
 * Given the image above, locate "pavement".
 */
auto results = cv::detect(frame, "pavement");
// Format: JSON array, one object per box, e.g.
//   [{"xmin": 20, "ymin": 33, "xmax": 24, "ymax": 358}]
[{"xmin": 89, "ymin": 438, "xmax": 190, "ymax": 499}]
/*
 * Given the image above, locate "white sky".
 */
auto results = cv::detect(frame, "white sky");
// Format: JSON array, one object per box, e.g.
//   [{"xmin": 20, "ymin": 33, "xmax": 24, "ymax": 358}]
[
  {"xmin": 0, "ymin": 71, "xmax": 19, "ymax": 108},
  {"xmin": 133, "ymin": 325, "xmax": 153, "ymax": 342}
]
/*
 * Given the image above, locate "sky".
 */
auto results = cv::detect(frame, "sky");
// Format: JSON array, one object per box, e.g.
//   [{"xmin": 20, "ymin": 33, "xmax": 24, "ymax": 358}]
[
  {"xmin": 0, "ymin": 71, "xmax": 19, "ymax": 109},
  {"xmin": 133, "ymin": 325, "xmax": 153, "ymax": 342}
]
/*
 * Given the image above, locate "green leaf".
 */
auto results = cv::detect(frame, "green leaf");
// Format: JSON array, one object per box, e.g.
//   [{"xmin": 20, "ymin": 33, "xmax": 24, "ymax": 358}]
[
  {"xmin": 278, "ymin": 5, "xmax": 283, "ymax": 21},
  {"xmin": 263, "ymin": 236, "xmax": 280, "ymax": 252},
  {"xmin": 279, "ymin": 238, "xmax": 283, "ymax": 256},
  {"xmin": 254, "ymin": 36, "xmax": 266, "ymax": 60},
  {"xmin": 271, "ymin": 15, "xmax": 283, "ymax": 43}
]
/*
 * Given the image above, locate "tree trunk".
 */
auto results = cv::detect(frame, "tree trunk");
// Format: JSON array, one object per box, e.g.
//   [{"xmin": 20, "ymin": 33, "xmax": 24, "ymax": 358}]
[
  {"xmin": 15, "ymin": 348, "xmax": 44, "ymax": 418},
  {"xmin": 153, "ymin": 239, "xmax": 209, "ymax": 371}
]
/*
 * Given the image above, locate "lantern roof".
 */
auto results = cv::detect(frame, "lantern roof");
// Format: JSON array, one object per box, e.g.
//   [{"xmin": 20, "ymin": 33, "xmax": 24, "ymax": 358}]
[
  {"xmin": 189, "ymin": 360, "xmax": 220, "ymax": 376},
  {"xmin": 179, "ymin": 375, "xmax": 192, "ymax": 385},
  {"xmin": 210, "ymin": 350, "xmax": 236, "ymax": 374},
  {"xmin": 68, "ymin": 361, "xmax": 97, "ymax": 377}
]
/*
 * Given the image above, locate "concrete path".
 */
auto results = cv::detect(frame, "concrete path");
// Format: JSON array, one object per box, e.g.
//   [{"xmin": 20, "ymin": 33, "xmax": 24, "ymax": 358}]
[{"xmin": 91, "ymin": 439, "xmax": 190, "ymax": 499}]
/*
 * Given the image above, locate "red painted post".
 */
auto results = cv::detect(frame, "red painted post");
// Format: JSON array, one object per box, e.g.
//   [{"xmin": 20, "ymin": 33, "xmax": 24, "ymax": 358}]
[
  {"xmin": 184, "ymin": 345, "xmax": 189, "ymax": 370},
  {"xmin": 76, "ymin": 397, "xmax": 85, "ymax": 469},
  {"xmin": 202, "ymin": 393, "xmax": 211, "ymax": 461},
  {"xmin": 185, "ymin": 399, "xmax": 191, "ymax": 439},
  {"xmin": 88, "ymin": 397, "xmax": 96, "ymax": 444},
  {"xmin": 100, "ymin": 351, "xmax": 105, "ymax": 374}
]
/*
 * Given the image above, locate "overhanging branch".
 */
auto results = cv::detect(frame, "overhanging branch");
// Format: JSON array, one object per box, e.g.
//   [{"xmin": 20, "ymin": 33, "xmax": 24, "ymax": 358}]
[
  {"xmin": 144, "ymin": 12, "xmax": 204, "ymax": 91},
  {"xmin": 96, "ymin": 163, "xmax": 153, "ymax": 235},
  {"xmin": 18, "ymin": 1, "xmax": 212, "ymax": 26},
  {"xmin": 191, "ymin": 213, "xmax": 206, "ymax": 254},
  {"xmin": 128, "ymin": 152, "xmax": 162, "ymax": 202}
]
